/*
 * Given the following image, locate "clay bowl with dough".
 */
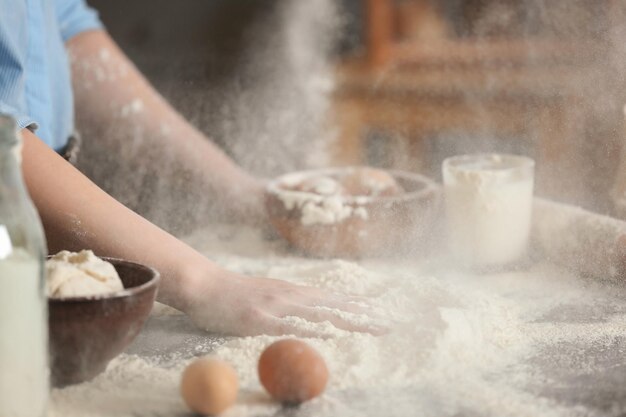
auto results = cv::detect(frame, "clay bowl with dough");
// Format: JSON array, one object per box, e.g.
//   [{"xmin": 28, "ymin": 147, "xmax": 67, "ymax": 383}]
[
  {"xmin": 48, "ymin": 258, "xmax": 160, "ymax": 387},
  {"xmin": 265, "ymin": 168, "xmax": 441, "ymax": 258}
]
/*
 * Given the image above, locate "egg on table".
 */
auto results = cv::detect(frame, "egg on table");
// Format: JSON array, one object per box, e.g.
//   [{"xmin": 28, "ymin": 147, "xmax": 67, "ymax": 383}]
[
  {"xmin": 258, "ymin": 339, "xmax": 329, "ymax": 405},
  {"xmin": 180, "ymin": 357, "xmax": 239, "ymax": 415},
  {"xmin": 340, "ymin": 167, "xmax": 404, "ymax": 197},
  {"xmin": 291, "ymin": 175, "xmax": 345, "ymax": 196}
]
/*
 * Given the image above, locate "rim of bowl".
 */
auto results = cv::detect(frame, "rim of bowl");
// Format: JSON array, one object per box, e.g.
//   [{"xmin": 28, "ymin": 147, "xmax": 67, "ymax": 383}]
[
  {"xmin": 47, "ymin": 257, "xmax": 160, "ymax": 303},
  {"xmin": 266, "ymin": 167, "xmax": 440, "ymax": 204}
]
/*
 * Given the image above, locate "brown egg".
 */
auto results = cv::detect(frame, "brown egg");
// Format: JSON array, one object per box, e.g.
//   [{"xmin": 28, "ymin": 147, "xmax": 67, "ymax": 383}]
[
  {"xmin": 340, "ymin": 167, "xmax": 404, "ymax": 197},
  {"xmin": 292, "ymin": 175, "xmax": 344, "ymax": 196},
  {"xmin": 180, "ymin": 357, "xmax": 238, "ymax": 415},
  {"xmin": 258, "ymin": 339, "xmax": 329, "ymax": 405}
]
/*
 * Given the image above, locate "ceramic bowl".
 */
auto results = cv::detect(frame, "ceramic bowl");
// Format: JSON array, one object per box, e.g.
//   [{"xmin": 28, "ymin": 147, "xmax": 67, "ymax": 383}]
[
  {"xmin": 48, "ymin": 258, "xmax": 159, "ymax": 387},
  {"xmin": 265, "ymin": 167, "xmax": 441, "ymax": 257}
]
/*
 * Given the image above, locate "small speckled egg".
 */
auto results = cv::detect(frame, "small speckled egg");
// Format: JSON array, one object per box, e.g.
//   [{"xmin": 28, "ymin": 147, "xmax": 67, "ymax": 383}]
[
  {"xmin": 180, "ymin": 357, "xmax": 238, "ymax": 415},
  {"xmin": 258, "ymin": 339, "xmax": 329, "ymax": 405}
]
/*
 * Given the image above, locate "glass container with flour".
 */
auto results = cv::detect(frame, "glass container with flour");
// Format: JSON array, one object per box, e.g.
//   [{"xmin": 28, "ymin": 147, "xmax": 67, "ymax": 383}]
[
  {"xmin": 443, "ymin": 153, "xmax": 534, "ymax": 269},
  {"xmin": 0, "ymin": 115, "xmax": 49, "ymax": 416}
]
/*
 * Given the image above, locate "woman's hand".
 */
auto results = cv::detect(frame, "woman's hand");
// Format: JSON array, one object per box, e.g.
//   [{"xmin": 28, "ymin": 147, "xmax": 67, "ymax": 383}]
[{"xmin": 181, "ymin": 265, "xmax": 386, "ymax": 337}]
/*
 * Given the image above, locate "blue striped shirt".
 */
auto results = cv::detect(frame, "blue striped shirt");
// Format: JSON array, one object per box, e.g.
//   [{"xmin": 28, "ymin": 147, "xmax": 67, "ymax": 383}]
[{"xmin": 0, "ymin": 0, "xmax": 102, "ymax": 150}]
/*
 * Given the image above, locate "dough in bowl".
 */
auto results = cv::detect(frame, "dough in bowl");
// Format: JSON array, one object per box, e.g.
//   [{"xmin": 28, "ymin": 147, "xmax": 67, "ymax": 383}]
[{"xmin": 46, "ymin": 250, "xmax": 124, "ymax": 298}]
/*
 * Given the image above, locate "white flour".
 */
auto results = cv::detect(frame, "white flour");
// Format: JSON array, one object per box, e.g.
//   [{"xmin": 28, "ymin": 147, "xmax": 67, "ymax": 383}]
[
  {"xmin": 50, "ymin": 225, "xmax": 626, "ymax": 417},
  {"xmin": 269, "ymin": 172, "xmax": 370, "ymax": 226},
  {"xmin": 532, "ymin": 198, "xmax": 626, "ymax": 280},
  {"xmin": 443, "ymin": 154, "xmax": 534, "ymax": 267}
]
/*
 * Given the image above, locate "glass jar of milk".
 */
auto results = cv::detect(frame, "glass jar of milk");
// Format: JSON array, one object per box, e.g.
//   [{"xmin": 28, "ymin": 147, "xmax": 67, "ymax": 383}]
[
  {"xmin": 0, "ymin": 115, "xmax": 49, "ymax": 416},
  {"xmin": 443, "ymin": 153, "xmax": 534, "ymax": 269}
]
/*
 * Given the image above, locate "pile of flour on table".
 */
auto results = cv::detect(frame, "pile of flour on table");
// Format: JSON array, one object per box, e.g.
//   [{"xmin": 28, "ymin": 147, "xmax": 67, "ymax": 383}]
[{"xmin": 50, "ymin": 225, "xmax": 626, "ymax": 417}]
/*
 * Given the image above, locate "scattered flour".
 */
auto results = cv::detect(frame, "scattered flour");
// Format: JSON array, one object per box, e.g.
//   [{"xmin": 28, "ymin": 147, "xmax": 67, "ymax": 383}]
[
  {"xmin": 268, "ymin": 171, "xmax": 370, "ymax": 226},
  {"xmin": 298, "ymin": 195, "xmax": 359, "ymax": 226},
  {"xmin": 443, "ymin": 154, "xmax": 534, "ymax": 267},
  {"xmin": 532, "ymin": 198, "xmax": 626, "ymax": 280},
  {"xmin": 120, "ymin": 98, "xmax": 144, "ymax": 118},
  {"xmin": 50, "ymin": 225, "xmax": 626, "ymax": 416}
]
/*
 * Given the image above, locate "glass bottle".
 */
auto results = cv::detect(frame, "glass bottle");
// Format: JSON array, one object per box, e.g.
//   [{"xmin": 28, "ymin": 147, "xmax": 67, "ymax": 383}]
[{"xmin": 0, "ymin": 115, "xmax": 49, "ymax": 416}]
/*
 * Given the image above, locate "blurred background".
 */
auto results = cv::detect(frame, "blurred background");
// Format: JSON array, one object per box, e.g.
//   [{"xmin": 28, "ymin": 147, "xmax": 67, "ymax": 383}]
[{"xmin": 84, "ymin": 0, "xmax": 626, "ymax": 230}]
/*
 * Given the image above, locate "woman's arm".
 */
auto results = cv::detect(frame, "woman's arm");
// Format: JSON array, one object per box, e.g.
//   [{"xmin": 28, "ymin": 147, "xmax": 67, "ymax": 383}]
[
  {"xmin": 22, "ymin": 130, "xmax": 378, "ymax": 336},
  {"xmin": 23, "ymin": 128, "xmax": 209, "ymax": 311},
  {"xmin": 66, "ymin": 29, "xmax": 263, "ymax": 223}
]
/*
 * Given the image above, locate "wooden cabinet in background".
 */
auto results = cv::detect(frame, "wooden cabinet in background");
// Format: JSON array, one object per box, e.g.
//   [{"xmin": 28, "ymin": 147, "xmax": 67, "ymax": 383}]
[{"xmin": 332, "ymin": 0, "xmax": 626, "ymax": 209}]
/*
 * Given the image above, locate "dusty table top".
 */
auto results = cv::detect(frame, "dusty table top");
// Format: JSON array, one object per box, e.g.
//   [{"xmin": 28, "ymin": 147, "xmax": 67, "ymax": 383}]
[{"xmin": 50, "ymin": 224, "xmax": 626, "ymax": 417}]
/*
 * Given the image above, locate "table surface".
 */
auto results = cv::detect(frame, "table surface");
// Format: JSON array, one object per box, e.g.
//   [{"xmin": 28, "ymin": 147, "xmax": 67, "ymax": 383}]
[
  {"xmin": 124, "ymin": 312, "xmax": 626, "ymax": 417},
  {"xmin": 50, "ymin": 225, "xmax": 626, "ymax": 417}
]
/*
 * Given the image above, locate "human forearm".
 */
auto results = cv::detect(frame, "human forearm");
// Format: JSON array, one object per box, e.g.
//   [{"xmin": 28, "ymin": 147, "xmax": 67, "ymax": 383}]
[
  {"xmin": 66, "ymin": 30, "xmax": 262, "ymax": 221},
  {"xmin": 21, "ymin": 131, "xmax": 382, "ymax": 336},
  {"xmin": 21, "ymin": 129, "xmax": 211, "ymax": 310}
]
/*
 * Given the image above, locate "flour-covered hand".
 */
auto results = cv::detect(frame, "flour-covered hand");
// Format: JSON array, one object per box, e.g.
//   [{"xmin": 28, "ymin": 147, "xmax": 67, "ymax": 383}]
[{"xmin": 182, "ymin": 267, "xmax": 386, "ymax": 337}]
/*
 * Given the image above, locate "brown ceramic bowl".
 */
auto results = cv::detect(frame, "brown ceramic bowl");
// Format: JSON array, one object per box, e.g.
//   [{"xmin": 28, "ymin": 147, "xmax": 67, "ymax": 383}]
[
  {"xmin": 265, "ymin": 167, "xmax": 441, "ymax": 257},
  {"xmin": 48, "ymin": 258, "xmax": 160, "ymax": 387}
]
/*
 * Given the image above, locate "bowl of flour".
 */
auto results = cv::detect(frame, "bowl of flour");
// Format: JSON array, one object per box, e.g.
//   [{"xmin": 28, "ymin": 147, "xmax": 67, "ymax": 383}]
[
  {"xmin": 47, "ymin": 251, "xmax": 160, "ymax": 387},
  {"xmin": 265, "ymin": 167, "xmax": 441, "ymax": 257}
]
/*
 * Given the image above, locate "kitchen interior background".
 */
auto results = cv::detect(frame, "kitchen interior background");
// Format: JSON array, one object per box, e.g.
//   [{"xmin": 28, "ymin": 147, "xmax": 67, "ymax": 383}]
[{"xmin": 85, "ymin": 0, "xmax": 626, "ymax": 230}]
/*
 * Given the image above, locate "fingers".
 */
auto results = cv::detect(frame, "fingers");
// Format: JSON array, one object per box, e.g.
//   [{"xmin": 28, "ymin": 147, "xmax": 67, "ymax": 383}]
[
  {"xmin": 202, "ymin": 275, "xmax": 391, "ymax": 337},
  {"xmin": 284, "ymin": 283, "xmax": 378, "ymax": 314},
  {"xmin": 302, "ymin": 294, "xmax": 370, "ymax": 313},
  {"xmin": 258, "ymin": 279, "xmax": 391, "ymax": 334},
  {"xmin": 254, "ymin": 314, "xmax": 336, "ymax": 338},
  {"xmin": 248, "ymin": 308, "xmax": 388, "ymax": 338},
  {"xmin": 279, "ymin": 305, "xmax": 389, "ymax": 336},
  {"xmin": 270, "ymin": 278, "xmax": 370, "ymax": 304},
  {"xmin": 312, "ymin": 300, "xmax": 390, "ymax": 324}
]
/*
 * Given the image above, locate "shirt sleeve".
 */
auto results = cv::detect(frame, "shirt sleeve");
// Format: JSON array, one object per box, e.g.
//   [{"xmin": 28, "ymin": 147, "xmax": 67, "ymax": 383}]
[
  {"xmin": 0, "ymin": 1, "xmax": 37, "ymax": 131},
  {"xmin": 54, "ymin": 0, "xmax": 104, "ymax": 42}
]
